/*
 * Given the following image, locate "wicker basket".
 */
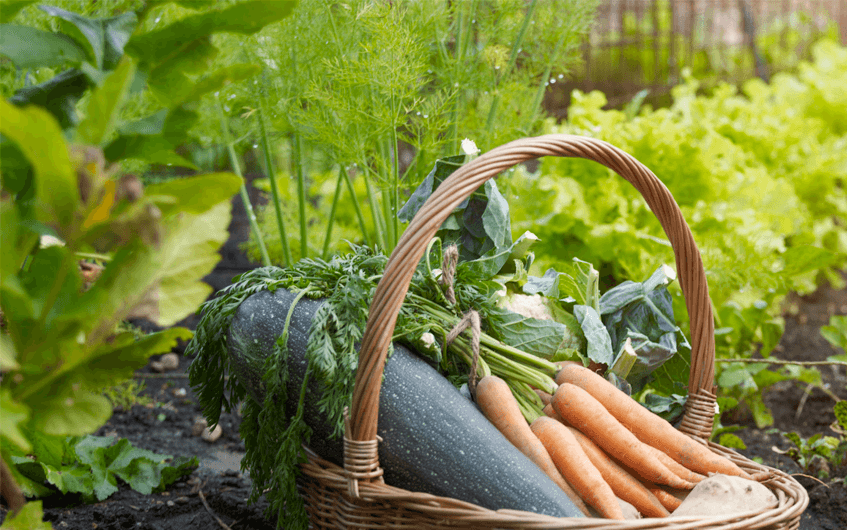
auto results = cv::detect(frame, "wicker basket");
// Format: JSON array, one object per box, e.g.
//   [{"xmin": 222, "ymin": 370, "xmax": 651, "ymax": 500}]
[{"xmin": 296, "ymin": 134, "xmax": 809, "ymax": 529}]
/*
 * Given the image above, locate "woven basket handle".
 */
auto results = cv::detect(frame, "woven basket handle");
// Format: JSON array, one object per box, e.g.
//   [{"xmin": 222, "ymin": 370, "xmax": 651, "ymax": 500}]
[{"xmin": 349, "ymin": 134, "xmax": 718, "ymax": 449}]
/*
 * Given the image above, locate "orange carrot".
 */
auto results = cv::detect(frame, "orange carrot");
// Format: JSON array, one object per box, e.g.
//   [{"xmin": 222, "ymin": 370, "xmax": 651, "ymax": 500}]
[
  {"xmin": 542, "ymin": 403, "xmax": 566, "ymax": 423},
  {"xmin": 552, "ymin": 383, "xmax": 694, "ymax": 490},
  {"xmin": 643, "ymin": 484, "xmax": 683, "ymax": 512},
  {"xmin": 474, "ymin": 376, "xmax": 590, "ymax": 516},
  {"xmin": 644, "ymin": 444, "xmax": 705, "ymax": 484},
  {"xmin": 534, "ymin": 388, "xmax": 553, "ymax": 406},
  {"xmin": 531, "ymin": 417, "xmax": 624, "ymax": 520},
  {"xmin": 556, "ymin": 363, "xmax": 750, "ymax": 478},
  {"xmin": 567, "ymin": 426, "xmax": 669, "ymax": 518}
]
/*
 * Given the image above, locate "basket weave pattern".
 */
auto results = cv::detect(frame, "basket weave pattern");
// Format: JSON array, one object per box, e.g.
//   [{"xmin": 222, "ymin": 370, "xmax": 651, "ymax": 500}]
[{"xmin": 297, "ymin": 135, "xmax": 808, "ymax": 529}]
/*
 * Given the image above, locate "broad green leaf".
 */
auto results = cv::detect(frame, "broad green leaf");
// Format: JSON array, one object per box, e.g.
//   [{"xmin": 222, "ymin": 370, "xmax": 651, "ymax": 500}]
[
  {"xmin": 0, "ymin": 389, "xmax": 30, "ymax": 451},
  {"xmin": 718, "ymin": 364, "xmax": 758, "ymax": 390},
  {"xmin": 28, "ymin": 390, "xmax": 112, "ymax": 436},
  {"xmin": 126, "ymin": 0, "xmax": 293, "ymax": 105},
  {"xmin": 560, "ymin": 258, "xmax": 600, "ymax": 310},
  {"xmin": 76, "ymin": 191, "xmax": 234, "ymax": 327},
  {"xmin": 0, "ymin": 134, "xmax": 33, "ymax": 195},
  {"xmin": 18, "ymin": 246, "xmax": 81, "ymax": 351},
  {"xmin": 8, "ymin": 67, "xmax": 90, "ymax": 129},
  {"xmin": 45, "ymin": 463, "xmax": 91, "ymax": 495},
  {"xmin": 0, "ymin": 24, "xmax": 87, "ymax": 68},
  {"xmin": 643, "ymin": 392, "xmax": 687, "ymax": 421},
  {"xmin": 748, "ymin": 393, "xmax": 774, "ymax": 428},
  {"xmin": 522, "ymin": 268, "xmax": 560, "ymax": 298},
  {"xmin": 3, "ymin": 456, "xmax": 52, "ymax": 499},
  {"xmin": 0, "ymin": 202, "xmax": 34, "ymax": 323},
  {"xmin": 39, "ymin": 5, "xmax": 103, "ymax": 67},
  {"xmin": 0, "ymin": 500, "xmax": 51, "ymax": 530},
  {"xmin": 0, "ymin": 1, "xmax": 37, "ymax": 20},
  {"xmin": 103, "ymin": 133, "xmax": 198, "ymax": 169},
  {"xmin": 779, "ymin": 245, "xmax": 838, "ymax": 277},
  {"xmin": 751, "ymin": 367, "xmax": 787, "ymax": 388},
  {"xmin": 573, "ymin": 304, "xmax": 614, "ymax": 365},
  {"xmin": 821, "ymin": 315, "xmax": 847, "ymax": 351},
  {"xmin": 180, "ymin": 63, "xmax": 261, "ymax": 105},
  {"xmin": 146, "ymin": 36, "xmax": 217, "ymax": 106},
  {"xmin": 117, "ymin": 108, "xmax": 168, "ymax": 135},
  {"xmin": 759, "ymin": 320, "xmax": 784, "ymax": 357},
  {"xmin": 156, "ymin": 455, "xmax": 198, "ymax": 491},
  {"xmin": 125, "ymin": 0, "xmax": 296, "ymax": 68},
  {"xmin": 36, "ymin": 6, "xmax": 136, "ymax": 70},
  {"xmin": 146, "ymin": 172, "xmax": 241, "ymax": 216},
  {"xmin": 106, "ymin": 105, "xmax": 200, "ymax": 166},
  {"xmin": 0, "ymin": 333, "xmax": 18, "ymax": 370},
  {"xmin": 100, "ymin": 12, "xmax": 137, "ymax": 70},
  {"xmin": 0, "ymin": 100, "xmax": 78, "ymax": 228},
  {"xmin": 156, "ymin": 201, "xmax": 231, "ymax": 325},
  {"xmin": 76, "ymin": 56, "xmax": 136, "ymax": 145},
  {"xmin": 47, "ymin": 328, "xmax": 192, "ymax": 394},
  {"xmin": 487, "ymin": 306, "xmax": 573, "ymax": 358},
  {"xmin": 17, "ymin": 429, "xmax": 70, "ymax": 469},
  {"xmin": 73, "ymin": 434, "xmax": 116, "ymax": 466},
  {"xmin": 398, "ymin": 155, "xmax": 464, "ymax": 222}
]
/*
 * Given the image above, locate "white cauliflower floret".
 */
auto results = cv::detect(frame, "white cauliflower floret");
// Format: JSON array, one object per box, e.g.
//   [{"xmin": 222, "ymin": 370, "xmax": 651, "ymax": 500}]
[{"xmin": 499, "ymin": 293, "xmax": 553, "ymax": 321}]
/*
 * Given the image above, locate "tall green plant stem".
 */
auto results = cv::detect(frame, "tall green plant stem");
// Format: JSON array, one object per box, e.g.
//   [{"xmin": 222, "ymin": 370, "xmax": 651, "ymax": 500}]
[
  {"xmin": 484, "ymin": 0, "xmax": 537, "ymax": 139},
  {"xmin": 340, "ymin": 167, "xmax": 371, "ymax": 248},
  {"xmin": 362, "ymin": 166, "xmax": 386, "ymax": 250},
  {"xmin": 449, "ymin": 1, "xmax": 475, "ymax": 153},
  {"xmin": 256, "ymin": 87, "xmax": 293, "ymax": 266},
  {"xmin": 291, "ymin": 133, "xmax": 308, "ymax": 260},
  {"xmin": 321, "ymin": 167, "xmax": 345, "ymax": 258},
  {"xmin": 527, "ymin": 17, "xmax": 574, "ymax": 130},
  {"xmin": 216, "ymin": 96, "xmax": 271, "ymax": 267}
]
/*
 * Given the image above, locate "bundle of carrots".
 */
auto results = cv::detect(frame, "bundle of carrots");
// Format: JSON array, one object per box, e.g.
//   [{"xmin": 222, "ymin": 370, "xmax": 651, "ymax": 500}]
[{"xmin": 474, "ymin": 362, "xmax": 751, "ymax": 520}]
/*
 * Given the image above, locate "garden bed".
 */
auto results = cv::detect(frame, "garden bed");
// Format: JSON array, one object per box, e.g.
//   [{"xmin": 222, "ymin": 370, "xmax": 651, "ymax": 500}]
[{"xmin": 1, "ymin": 273, "xmax": 844, "ymax": 530}]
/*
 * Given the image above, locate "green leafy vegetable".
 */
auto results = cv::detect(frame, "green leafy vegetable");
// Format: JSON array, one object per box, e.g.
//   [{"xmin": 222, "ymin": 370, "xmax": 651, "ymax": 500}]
[
  {"xmin": 600, "ymin": 264, "xmax": 690, "ymax": 392},
  {"xmin": 8, "ymin": 432, "xmax": 197, "ymax": 502}
]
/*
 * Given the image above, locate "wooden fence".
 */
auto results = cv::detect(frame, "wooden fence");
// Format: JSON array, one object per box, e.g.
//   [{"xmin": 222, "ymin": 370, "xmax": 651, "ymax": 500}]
[{"xmin": 549, "ymin": 0, "xmax": 845, "ymax": 114}]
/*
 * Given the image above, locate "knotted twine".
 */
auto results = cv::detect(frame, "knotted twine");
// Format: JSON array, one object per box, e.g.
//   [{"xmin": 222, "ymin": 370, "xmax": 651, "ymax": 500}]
[
  {"xmin": 440, "ymin": 244, "xmax": 483, "ymax": 396},
  {"xmin": 440, "ymin": 244, "xmax": 459, "ymax": 305}
]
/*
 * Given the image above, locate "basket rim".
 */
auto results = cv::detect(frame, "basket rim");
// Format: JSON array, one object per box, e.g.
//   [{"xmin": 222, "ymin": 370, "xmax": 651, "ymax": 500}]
[{"xmin": 300, "ymin": 439, "xmax": 809, "ymax": 529}]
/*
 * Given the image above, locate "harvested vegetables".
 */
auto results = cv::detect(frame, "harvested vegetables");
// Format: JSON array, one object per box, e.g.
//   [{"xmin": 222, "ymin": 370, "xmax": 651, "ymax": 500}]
[{"xmin": 186, "ymin": 155, "xmax": 757, "ymax": 524}]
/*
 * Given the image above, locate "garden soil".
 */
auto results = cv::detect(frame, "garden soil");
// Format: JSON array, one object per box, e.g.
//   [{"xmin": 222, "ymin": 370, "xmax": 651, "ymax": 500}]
[{"xmin": 2, "ymin": 186, "xmax": 844, "ymax": 528}]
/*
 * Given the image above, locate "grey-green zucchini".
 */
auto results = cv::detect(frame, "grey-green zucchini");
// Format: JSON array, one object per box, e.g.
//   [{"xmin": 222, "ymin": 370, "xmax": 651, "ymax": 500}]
[{"xmin": 227, "ymin": 287, "xmax": 584, "ymax": 518}]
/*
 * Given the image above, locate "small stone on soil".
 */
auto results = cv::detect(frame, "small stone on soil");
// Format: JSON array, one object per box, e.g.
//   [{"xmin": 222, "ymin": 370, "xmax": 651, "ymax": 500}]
[
  {"xmin": 201, "ymin": 424, "xmax": 223, "ymax": 443},
  {"xmin": 150, "ymin": 353, "xmax": 179, "ymax": 372}
]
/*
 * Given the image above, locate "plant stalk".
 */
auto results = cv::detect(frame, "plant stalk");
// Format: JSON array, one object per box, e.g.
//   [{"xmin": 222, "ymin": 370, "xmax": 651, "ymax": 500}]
[
  {"xmin": 321, "ymin": 167, "xmax": 346, "ymax": 258},
  {"xmin": 292, "ymin": 133, "xmax": 308, "ymax": 260},
  {"xmin": 340, "ymin": 167, "xmax": 371, "ymax": 247},
  {"xmin": 256, "ymin": 85, "xmax": 293, "ymax": 266},
  {"xmin": 217, "ymin": 96, "xmax": 271, "ymax": 267},
  {"xmin": 484, "ymin": 0, "xmax": 537, "ymax": 138},
  {"xmin": 527, "ymin": 15, "xmax": 574, "ymax": 130}
]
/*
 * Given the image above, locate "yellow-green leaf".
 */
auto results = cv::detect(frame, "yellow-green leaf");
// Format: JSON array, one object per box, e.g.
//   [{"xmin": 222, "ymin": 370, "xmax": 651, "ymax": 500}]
[
  {"xmin": 76, "ymin": 56, "xmax": 136, "ymax": 146},
  {"xmin": 0, "ymin": 100, "xmax": 78, "ymax": 229},
  {"xmin": 0, "ymin": 388, "xmax": 30, "ymax": 451}
]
